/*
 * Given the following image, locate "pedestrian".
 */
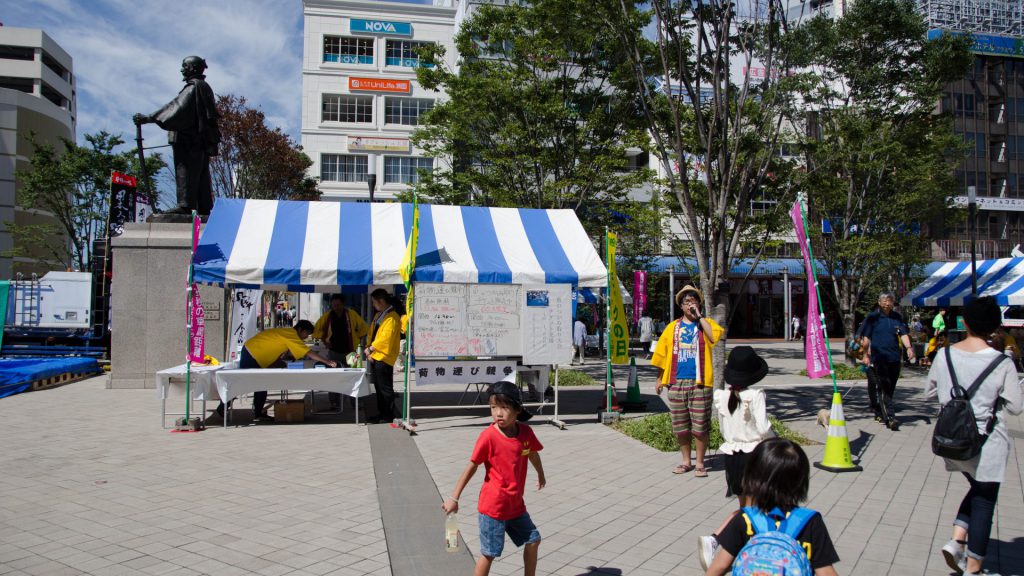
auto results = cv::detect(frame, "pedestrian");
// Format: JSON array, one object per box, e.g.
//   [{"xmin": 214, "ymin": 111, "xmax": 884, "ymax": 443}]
[
  {"xmin": 366, "ymin": 289, "xmax": 404, "ymax": 424},
  {"xmin": 860, "ymin": 292, "xmax": 915, "ymax": 430},
  {"xmin": 638, "ymin": 313, "xmax": 654, "ymax": 359},
  {"xmin": 703, "ymin": 438, "xmax": 840, "ymax": 576},
  {"xmin": 698, "ymin": 346, "xmax": 773, "ymax": 570},
  {"xmin": 933, "ymin": 308, "xmax": 948, "ymax": 334},
  {"xmin": 651, "ymin": 285, "xmax": 725, "ymax": 477},
  {"xmin": 925, "ymin": 296, "xmax": 1022, "ymax": 576},
  {"xmin": 442, "ymin": 382, "xmax": 546, "ymax": 576},
  {"xmin": 790, "ymin": 315, "xmax": 801, "ymax": 341},
  {"xmin": 313, "ymin": 294, "xmax": 369, "ymax": 410},
  {"xmin": 572, "ymin": 319, "xmax": 587, "ymax": 365}
]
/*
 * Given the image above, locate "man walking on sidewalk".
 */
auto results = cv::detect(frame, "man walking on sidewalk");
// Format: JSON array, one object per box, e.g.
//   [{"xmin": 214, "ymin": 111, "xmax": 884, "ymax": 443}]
[{"xmin": 861, "ymin": 292, "xmax": 915, "ymax": 430}]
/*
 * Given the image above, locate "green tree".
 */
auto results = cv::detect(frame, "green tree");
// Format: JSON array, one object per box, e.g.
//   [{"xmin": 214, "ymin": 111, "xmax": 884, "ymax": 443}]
[
  {"xmin": 9, "ymin": 132, "xmax": 165, "ymax": 272},
  {"xmin": 787, "ymin": 0, "xmax": 973, "ymax": 337},
  {"xmin": 606, "ymin": 0, "xmax": 801, "ymax": 340},
  {"xmin": 410, "ymin": 0, "xmax": 656, "ymax": 237},
  {"xmin": 211, "ymin": 95, "xmax": 319, "ymax": 201}
]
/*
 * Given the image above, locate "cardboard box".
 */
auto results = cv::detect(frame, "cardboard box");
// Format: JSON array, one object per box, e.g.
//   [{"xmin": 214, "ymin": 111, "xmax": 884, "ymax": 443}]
[{"xmin": 274, "ymin": 400, "xmax": 305, "ymax": 423}]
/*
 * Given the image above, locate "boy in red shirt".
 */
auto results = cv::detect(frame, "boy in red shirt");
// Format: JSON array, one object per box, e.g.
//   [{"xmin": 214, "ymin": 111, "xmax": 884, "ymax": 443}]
[{"xmin": 442, "ymin": 381, "xmax": 546, "ymax": 576}]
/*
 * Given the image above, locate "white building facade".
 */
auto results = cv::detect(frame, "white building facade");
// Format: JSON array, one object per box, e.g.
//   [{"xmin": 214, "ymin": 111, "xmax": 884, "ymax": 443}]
[{"xmin": 301, "ymin": 0, "xmax": 457, "ymax": 201}]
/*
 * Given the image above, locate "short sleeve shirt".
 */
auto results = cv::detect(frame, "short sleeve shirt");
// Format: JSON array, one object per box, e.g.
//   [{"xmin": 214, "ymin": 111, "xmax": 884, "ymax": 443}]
[
  {"xmin": 244, "ymin": 328, "xmax": 311, "ymax": 368},
  {"xmin": 675, "ymin": 322, "xmax": 699, "ymax": 380},
  {"xmin": 471, "ymin": 423, "xmax": 543, "ymax": 521},
  {"xmin": 862, "ymin": 311, "xmax": 908, "ymax": 363},
  {"xmin": 716, "ymin": 510, "xmax": 840, "ymax": 570}
]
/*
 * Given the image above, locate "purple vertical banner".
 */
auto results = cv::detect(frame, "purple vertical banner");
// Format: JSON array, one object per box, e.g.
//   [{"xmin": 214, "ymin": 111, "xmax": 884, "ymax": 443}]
[
  {"xmin": 633, "ymin": 271, "xmax": 647, "ymax": 324},
  {"xmin": 789, "ymin": 201, "xmax": 830, "ymax": 379},
  {"xmin": 188, "ymin": 285, "xmax": 206, "ymax": 362}
]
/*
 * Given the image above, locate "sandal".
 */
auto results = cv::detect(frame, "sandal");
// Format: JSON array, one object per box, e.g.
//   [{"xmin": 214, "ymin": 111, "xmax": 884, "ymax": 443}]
[
  {"xmin": 673, "ymin": 464, "xmax": 695, "ymax": 474},
  {"xmin": 695, "ymin": 467, "xmax": 708, "ymax": 478}
]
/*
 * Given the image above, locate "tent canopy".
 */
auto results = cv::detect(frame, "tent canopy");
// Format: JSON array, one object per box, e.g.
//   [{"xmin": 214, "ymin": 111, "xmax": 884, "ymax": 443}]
[
  {"xmin": 901, "ymin": 258, "xmax": 1024, "ymax": 307},
  {"xmin": 193, "ymin": 199, "xmax": 607, "ymax": 291}
]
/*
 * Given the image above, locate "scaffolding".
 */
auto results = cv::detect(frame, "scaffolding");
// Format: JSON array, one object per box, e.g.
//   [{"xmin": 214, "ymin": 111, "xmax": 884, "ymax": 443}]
[{"xmin": 918, "ymin": 0, "xmax": 1022, "ymax": 36}]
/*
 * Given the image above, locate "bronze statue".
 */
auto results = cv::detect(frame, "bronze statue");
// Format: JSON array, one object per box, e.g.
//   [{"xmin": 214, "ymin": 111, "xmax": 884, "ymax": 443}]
[{"xmin": 134, "ymin": 56, "xmax": 221, "ymax": 215}]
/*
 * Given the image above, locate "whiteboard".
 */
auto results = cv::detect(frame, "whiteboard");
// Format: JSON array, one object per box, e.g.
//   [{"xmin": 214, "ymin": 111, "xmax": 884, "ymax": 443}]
[
  {"xmin": 521, "ymin": 284, "xmax": 574, "ymax": 365},
  {"xmin": 413, "ymin": 283, "xmax": 522, "ymax": 357}
]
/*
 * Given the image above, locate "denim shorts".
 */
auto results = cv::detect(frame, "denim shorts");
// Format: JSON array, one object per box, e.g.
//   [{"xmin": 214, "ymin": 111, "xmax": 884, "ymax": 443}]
[{"xmin": 478, "ymin": 512, "xmax": 541, "ymax": 557}]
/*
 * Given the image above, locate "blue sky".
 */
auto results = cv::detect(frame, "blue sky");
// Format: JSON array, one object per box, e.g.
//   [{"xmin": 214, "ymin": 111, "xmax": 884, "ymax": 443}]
[{"xmin": 5, "ymin": 0, "xmax": 434, "ymax": 146}]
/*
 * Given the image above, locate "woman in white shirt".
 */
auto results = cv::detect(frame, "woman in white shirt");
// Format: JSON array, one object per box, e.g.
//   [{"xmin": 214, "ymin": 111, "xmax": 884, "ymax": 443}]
[
  {"xmin": 925, "ymin": 296, "xmax": 1022, "ymax": 576},
  {"xmin": 697, "ymin": 346, "xmax": 774, "ymax": 570}
]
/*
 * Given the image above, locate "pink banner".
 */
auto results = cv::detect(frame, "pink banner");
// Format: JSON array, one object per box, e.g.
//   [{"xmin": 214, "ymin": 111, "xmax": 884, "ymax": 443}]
[
  {"xmin": 188, "ymin": 284, "xmax": 205, "ymax": 363},
  {"xmin": 790, "ymin": 201, "xmax": 830, "ymax": 379},
  {"xmin": 633, "ymin": 271, "xmax": 647, "ymax": 324}
]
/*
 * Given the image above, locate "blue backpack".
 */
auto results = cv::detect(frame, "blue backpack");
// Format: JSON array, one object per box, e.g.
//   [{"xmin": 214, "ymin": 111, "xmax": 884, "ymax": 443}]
[{"xmin": 731, "ymin": 507, "xmax": 816, "ymax": 576}]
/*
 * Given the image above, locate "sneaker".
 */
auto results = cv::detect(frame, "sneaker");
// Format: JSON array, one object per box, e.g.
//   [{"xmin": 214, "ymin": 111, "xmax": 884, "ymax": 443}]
[
  {"xmin": 698, "ymin": 535, "xmax": 719, "ymax": 570},
  {"xmin": 887, "ymin": 418, "xmax": 900, "ymax": 431},
  {"xmin": 941, "ymin": 539, "xmax": 966, "ymax": 574}
]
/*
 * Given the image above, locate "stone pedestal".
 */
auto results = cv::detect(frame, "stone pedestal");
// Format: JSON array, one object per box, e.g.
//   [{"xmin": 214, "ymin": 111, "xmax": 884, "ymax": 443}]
[{"xmin": 109, "ymin": 223, "xmax": 225, "ymax": 389}]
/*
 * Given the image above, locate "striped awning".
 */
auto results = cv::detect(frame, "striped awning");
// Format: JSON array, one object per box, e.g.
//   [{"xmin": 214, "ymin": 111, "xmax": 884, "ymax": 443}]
[
  {"xmin": 901, "ymin": 258, "xmax": 1024, "ymax": 307},
  {"xmin": 192, "ymin": 199, "xmax": 607, "ymax": 291}
]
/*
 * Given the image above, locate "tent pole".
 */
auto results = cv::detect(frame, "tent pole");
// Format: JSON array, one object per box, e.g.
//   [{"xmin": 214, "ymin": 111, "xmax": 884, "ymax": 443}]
[{"xmin": 550, "ymin": 365, "xmax": 565, "ymax": 430}]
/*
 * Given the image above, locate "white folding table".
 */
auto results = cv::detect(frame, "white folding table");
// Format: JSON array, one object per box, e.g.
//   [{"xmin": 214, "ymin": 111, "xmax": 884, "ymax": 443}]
[
  {"xmin": 155, "ymin": 362, "xmax": 238, "ymax": 428},
  {"xmin": 214, "ymin": 368, "xmax": 371, "ymax": 427}
]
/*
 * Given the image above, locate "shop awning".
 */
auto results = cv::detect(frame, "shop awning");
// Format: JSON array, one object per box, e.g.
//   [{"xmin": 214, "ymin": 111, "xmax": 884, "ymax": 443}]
[
  {"xmin": 192, "ymin": 199, "xmax": 607, "ymax": 291},
  {"xmin": 900, "ymin": 258, "xmax": 1024, "ymax": 307}
]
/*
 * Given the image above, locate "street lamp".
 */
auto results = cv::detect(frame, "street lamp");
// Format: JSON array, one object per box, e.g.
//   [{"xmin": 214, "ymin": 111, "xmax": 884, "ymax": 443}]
[
  {"xmin": 968, "ymin": 185, "xmax": 977, "ymax": 296},
  {"xmin": 367, "ymin": 155, "xmax": 377, "ymax": 203}
]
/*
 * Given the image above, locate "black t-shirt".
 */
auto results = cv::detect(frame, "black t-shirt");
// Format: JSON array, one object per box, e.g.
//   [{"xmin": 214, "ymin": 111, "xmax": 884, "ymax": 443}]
[
  {"xmin": 329, "ymin": 310, "xmax": 353, "ymax": 355},
  {"xmin": 716, "ymin": 510, "xmax": 840, "ymax": 570}
]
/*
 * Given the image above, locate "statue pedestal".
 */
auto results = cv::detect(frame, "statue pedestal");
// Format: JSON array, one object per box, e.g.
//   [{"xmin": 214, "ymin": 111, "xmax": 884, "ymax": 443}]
[{"xmin": 109, "ymin": 222, "xmax": 225, "ymax": 389}]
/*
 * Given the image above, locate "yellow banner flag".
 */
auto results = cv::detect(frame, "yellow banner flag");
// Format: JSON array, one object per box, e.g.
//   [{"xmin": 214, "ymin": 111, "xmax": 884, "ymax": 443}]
[
  {"xmin": 607, "ymin": 231, "xmax": 629, "ymax": 364},
  {"xmin": 399, "ymin": 200, "xmax": 419, "ymax": 289}
]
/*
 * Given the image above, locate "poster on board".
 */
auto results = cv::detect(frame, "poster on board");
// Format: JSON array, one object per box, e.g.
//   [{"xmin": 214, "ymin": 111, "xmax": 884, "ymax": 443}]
[
  {"xmin": 521, "ymin": 284, "xmax": 573, "ymax": 365},
  {"xmin": 414, "ymin": 283, "xmax": 522, "ymax": 357}
]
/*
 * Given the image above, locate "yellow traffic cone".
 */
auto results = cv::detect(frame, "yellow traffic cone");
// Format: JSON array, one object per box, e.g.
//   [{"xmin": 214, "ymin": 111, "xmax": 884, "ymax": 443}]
[{"xmin": 813, "ymin": 392, "xmax": 862, "ymax": 473}]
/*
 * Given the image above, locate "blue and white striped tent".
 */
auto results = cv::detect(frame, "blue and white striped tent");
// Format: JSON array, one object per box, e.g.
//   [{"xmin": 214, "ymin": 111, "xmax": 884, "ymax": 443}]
[
  {"xmin": 192, "ymin": 199, "xmax": 608, "ymax": 291},
  {"xmin": 901, "ymin": 258, "xmax": 1024, "ymax": 307}
]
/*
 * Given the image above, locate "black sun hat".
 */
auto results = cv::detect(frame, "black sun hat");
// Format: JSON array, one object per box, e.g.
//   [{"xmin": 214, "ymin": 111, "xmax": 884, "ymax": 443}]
[
  {"xmin": 489, "ymin": 381, "xmax": 533, "ymax": 421},
  {"xmin": 723, "ymin": 346, "xmax": 769, "ymax": 388}
]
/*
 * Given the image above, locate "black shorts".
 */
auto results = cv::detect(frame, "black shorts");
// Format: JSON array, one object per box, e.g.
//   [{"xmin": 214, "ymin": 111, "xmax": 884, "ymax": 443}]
[{"xmin": 724, "ymin": 451, "xmax": 750, "ymax": 498}]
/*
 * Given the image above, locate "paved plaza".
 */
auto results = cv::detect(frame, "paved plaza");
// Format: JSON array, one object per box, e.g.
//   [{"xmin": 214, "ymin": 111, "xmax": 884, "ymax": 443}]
[{"xmin": 1, "ymin": 341, "xmax": 1022, "ymax": 576}]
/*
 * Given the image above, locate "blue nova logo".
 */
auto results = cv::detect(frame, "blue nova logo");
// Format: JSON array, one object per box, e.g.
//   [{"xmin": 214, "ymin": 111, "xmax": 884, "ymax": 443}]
[{"xmin": 351, "ymin": 19, "xmax": 412, "ymax": 36}]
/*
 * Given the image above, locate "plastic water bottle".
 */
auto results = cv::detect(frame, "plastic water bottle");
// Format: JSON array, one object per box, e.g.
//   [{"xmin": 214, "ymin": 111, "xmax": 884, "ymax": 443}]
[
  {"xmin": 445, "ymin": 513, "xmax": 459, "ymax": 552},
  {"xmin": 355, "ymin": 345, "xmax": 364, "ymax": 369}
]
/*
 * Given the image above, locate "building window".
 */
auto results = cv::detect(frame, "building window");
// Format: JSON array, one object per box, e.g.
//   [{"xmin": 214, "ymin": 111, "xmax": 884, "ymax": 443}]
[
  {"xmin": 0, "ymin": 76, "xmax": 33, "ymax": 93},
  {"xmin": 323, "ymin": 36, "xmax": 374, "ymax": 65},
  {"xmin": 0, "ymin": 45, "xmax": 35, "ymax": 61},
  {"xmin": 954, "ymin": 93, "xmax": 975, "ymax": 117},
  {"xmin": 384, "ymin": 97, "xmax": 434, "ymax": 125},
  {"xmin": 964, "ymin": 132, "xmax": 985, "ymax": 158},
  {"xmin": 384, "ymin": 156, "xmax": 433, "ymax": 184},
  {"xmin": 321, "ymin": 154, "xmax": 368, "ymax": 182},
  {"xmin": 322, "ymin": 94, "xmax": 373, "ymax": 123},
  {"xmin": 385, "ymin": 40, "xmax": 435, "ymax": 67}
]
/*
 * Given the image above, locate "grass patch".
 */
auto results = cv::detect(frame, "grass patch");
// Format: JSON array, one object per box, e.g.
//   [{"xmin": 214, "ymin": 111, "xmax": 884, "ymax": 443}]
[
  {"xmin": 799, "ymin": 363, "xmax": 865, "ymax": 381},
  {"xmin": 551, "ymin": 369, "xmax": 598, "ymax": 387},
  {"xmin": 611, "ymin": 413, "xmax": 817, "ymax": 452}
]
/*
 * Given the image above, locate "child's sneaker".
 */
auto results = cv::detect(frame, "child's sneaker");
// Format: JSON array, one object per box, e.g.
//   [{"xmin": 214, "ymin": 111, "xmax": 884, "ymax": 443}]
[
  {"xmin": 941, "ymin": 539, "xmax": 966, "ymax": 574},
  {"xmin": 698, "ymin": 534, "xmax": 719, "ymax": 570}
]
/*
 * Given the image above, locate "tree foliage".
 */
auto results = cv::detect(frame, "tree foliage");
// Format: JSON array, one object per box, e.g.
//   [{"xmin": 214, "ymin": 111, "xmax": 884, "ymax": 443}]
[
  {"xmin": 9, "ymin": 132, "xmax": 165, "ymax": 272},
  {"xmin": 410, "ymin": 0, "xmax": 657, "ymax": 237},
  {"xmin": 210, "ymin": 95, "xmax": 319, "ymax": 201},
  {"xmin": 786, "ymin": 0, "xmax": 973, "ymax": 335}
]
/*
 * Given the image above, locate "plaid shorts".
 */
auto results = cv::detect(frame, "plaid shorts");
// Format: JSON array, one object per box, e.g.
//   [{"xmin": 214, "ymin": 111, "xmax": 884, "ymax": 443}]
[{"xmin": 666, "ymin": 380, "xmax": 711, "ymax": 436}]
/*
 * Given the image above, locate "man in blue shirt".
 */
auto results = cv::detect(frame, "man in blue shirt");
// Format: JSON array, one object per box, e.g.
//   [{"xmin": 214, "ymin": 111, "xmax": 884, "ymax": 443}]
[{"xmin": 861, "ymin": 292, "xmax": 915, "ymax": 430}]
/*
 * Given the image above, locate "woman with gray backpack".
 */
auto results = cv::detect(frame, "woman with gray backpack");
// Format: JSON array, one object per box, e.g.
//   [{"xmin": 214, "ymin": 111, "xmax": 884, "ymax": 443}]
[{"xmin": 925, "ymin": 296, "xmax": 1023, "ymax": 575}]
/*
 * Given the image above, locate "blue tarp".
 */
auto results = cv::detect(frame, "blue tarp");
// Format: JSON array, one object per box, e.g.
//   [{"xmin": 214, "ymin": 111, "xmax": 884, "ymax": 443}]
[{"xmin": 0, "ymin": 357, "xmax": 101, "ymax": 399}]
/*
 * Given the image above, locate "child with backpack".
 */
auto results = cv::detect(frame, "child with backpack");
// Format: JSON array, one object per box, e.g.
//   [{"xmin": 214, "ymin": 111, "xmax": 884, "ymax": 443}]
[
  {"xmin": 442, "ymin": 381, "xmax": 546, "ymax": 576},
  {"xmin": 698, "ymin": 346, "xmax": 774, "ymax": 570},
  {"xmin": 924, "ymin": 297, "xmax": 1022, "ymax": 576},
  {"xmin": 703, "ymin": 438, "xmax": 840, "ymax": 576}
]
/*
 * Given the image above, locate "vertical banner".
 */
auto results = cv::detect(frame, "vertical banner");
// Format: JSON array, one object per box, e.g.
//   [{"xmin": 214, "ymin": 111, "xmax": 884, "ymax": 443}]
[
  {"xmin": 790, "ymin": 201, "xmax": 830, "ymax": 378},
  {"xmin": 108, "ymin": 172, "xmax": 137, "ymax": 237},
  {"xmin": 135, "ymin": 193, "xmax": 152, "ymax": 223},
  {"xmin": 632, "ymin": 271, "xmax": 647, "ymax": 324},
  {"xmin": 607, "ymin": 232, "xmax": 629, "ymax": 364},
  {"xmin": 187, "ymin": 216, "xmax": 205, "ymax": 363},
  {"xmin": 229, "ymin": 288, "xmax": 262, "ymax": 361}
]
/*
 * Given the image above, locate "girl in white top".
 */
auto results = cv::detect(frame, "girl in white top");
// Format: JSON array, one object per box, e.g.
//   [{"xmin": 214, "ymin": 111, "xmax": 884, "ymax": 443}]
[
  {"xmin": 924, "ymin": 296, "xmax": 1022, "ymax": 576},
  {"xmin": 697, "ymin": 346, "xmax": 774, "ymax": 571}
]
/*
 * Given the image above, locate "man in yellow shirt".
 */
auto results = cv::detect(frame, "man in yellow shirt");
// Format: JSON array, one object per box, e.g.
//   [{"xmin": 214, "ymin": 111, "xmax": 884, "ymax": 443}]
[
  {"xmin": 214, "ymin": 320, "xmax": 337, "ymax": 421},
  {"xmin": 651, "ymin": 285, "xmax": 724, "ymax": 477},
  {"xmin": 313, "ymin": 295, "xmax": 369, "ymax": 410}
]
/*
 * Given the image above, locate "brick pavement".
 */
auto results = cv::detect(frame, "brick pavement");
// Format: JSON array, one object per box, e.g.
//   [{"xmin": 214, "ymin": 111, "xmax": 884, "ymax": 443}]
[{"xmin": 0, "ymin": 340, "xmax": 1020, "ymax": 576}]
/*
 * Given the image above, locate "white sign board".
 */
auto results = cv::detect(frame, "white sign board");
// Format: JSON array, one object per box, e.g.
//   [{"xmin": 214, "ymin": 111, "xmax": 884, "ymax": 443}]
[
  {"xmin": 414, "ymin": 360, "xmax": 516, "ymax": 385},
  {"xmin": 521, "ymin": 284, "xmax": 573, "ymax": 365},
  {"xmin": 414, "ymin": 283, "xmax": 522, "ymax": 357}
]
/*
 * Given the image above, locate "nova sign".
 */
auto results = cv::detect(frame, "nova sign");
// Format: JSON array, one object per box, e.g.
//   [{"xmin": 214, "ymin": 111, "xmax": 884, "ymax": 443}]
[{"xmin": 351, "ymin": 19, "xmax": 412, "ymax": 36}]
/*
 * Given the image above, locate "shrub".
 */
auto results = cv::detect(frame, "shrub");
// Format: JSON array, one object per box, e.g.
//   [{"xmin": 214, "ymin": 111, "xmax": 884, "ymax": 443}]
[{"xmin": 611, "ymin": 412, "xmax": 816, "ymax": 452}]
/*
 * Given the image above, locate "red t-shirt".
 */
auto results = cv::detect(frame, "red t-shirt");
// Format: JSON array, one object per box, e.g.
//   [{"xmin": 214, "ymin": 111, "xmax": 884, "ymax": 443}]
[{"xmin": 471, "ymin": 423, "xmax": 543, "ymax": 521}]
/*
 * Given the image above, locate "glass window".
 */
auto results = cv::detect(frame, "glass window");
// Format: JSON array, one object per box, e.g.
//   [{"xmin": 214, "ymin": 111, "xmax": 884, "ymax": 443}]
[
  {"xmin": 322, "ymin": 94, "xmax": 373, "ymax": 123},
  {"xmin": 954, "ymin": 93, "xmax": 975, "ymax": 117},
  {"xmin": 384, "ymin": 97, "xmax": 435, "ymax": 125},
  {"xmin": 323, "ymin": 36, "xmax": 374, "ymax": 65},
  {"xmin": 384, "ymin": 156, "xmax": 433, "ymax": 184},
  {"xmin": 321, "ymin": 154, "xmax": 368, "ymax": 183},
  {"xmin": 385, "ymin": 40, "xmax": 435, "ymax": 67}
]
